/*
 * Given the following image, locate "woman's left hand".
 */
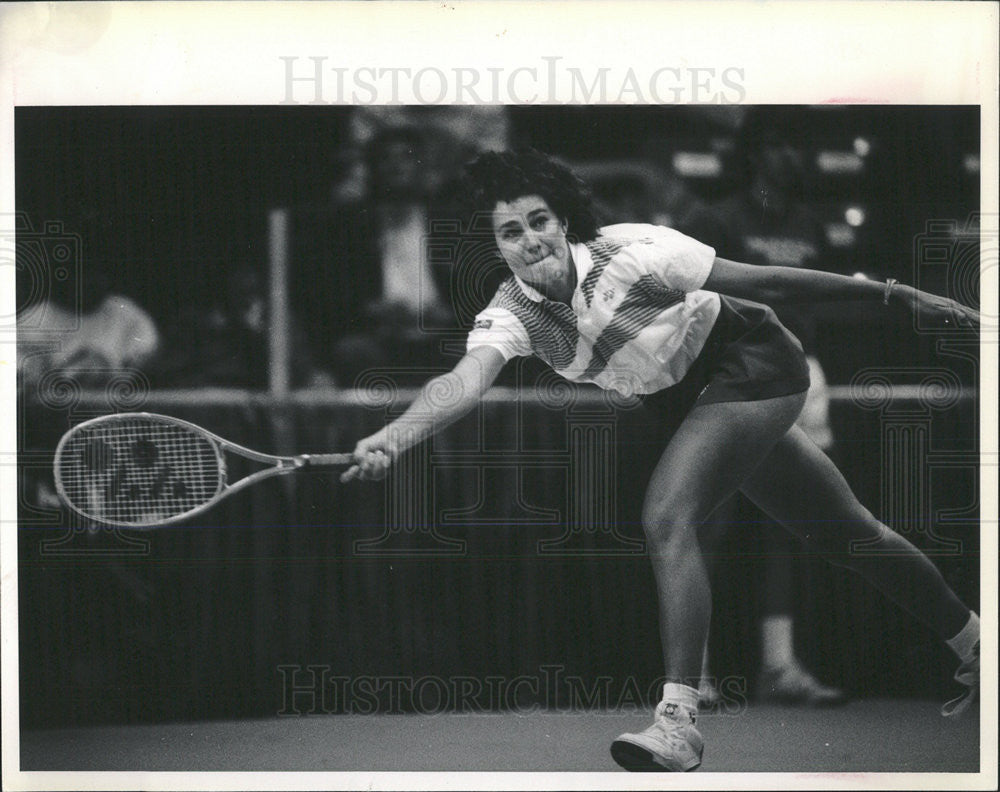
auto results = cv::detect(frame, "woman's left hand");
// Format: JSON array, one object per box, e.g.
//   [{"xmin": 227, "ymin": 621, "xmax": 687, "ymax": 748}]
[{"xmin": 896, "ymin": 285, "xmax": 980, "ymax": 328}]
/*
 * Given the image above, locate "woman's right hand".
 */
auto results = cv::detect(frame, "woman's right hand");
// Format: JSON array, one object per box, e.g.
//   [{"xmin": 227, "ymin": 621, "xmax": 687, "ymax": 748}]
[
  {"xmin": 339, "ymin": 432, "xmax": 397, "ymax": 483},
  {"xmin": 894, "ymin": 284, "xmax": 980, "ymax": 328}
]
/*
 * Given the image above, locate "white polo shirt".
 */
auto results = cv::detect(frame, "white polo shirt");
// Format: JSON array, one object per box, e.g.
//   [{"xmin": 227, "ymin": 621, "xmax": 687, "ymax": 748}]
[{"xmin": 466, "ymin": 223, "xmax": 721, "ymax": 397}]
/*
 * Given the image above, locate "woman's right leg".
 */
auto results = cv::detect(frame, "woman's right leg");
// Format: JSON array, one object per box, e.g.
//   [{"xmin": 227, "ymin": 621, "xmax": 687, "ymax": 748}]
[
  {"xmin": 640, "ymin": 393, "xmax": 807, "ymax": 688},
  {"xmin": 611, "ymin": 392, "xmax": 806, "ymax": 772}
]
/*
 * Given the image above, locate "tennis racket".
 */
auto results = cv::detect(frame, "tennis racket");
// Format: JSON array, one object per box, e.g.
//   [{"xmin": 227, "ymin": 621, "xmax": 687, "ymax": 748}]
[{"xmin": 53, "ymin": 412, "xmax": 351, "ymax": 527}]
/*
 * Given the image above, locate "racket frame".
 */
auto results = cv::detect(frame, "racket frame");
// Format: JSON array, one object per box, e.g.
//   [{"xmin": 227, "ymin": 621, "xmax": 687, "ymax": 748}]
[{"xmin": 53, "ymin": 411, "xmax": 350, "ymax": 527}]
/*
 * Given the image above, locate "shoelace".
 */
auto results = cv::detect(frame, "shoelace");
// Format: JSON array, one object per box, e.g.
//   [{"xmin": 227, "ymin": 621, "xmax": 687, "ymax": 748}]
[{"xmin": 651, "ymin": 701, "xmax": 696, "ymax": 743}]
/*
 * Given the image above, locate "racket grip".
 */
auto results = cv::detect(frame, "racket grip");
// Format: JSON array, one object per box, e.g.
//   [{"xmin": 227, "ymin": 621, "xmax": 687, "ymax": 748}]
[{"xmin": 297, "ymin": 453, "xmax": 353, "ymax": 468}]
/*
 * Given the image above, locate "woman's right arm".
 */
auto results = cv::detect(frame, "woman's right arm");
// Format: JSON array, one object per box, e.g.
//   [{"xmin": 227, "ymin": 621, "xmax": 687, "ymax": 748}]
[{"xmin": 340, "ymin": 345, "xmax": 507, "ymax": 482}]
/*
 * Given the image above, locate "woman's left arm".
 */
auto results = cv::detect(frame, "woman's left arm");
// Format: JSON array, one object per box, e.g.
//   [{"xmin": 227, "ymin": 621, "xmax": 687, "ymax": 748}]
[{"xmin": 703, "ymin": 257, "xmax": 980, "ymax": 327}]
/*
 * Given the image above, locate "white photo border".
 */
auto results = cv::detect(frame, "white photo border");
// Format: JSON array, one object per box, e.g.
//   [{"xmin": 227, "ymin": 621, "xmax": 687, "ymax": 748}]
[{"xmin": 1, "ymin": 2, "xmax": 997, "ymax": 790}]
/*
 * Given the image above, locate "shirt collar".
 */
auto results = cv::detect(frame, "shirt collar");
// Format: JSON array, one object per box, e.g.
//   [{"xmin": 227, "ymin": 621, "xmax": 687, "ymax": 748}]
[{"xmin": 512, "ymin": 240, "xmax": 592, "ymax": 303}]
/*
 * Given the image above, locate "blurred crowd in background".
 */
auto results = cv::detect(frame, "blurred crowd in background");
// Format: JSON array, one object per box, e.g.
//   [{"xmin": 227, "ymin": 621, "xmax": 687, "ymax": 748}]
[{"xmin": 16, "ymin": 104, "xmax": 979, "ymax": 396}]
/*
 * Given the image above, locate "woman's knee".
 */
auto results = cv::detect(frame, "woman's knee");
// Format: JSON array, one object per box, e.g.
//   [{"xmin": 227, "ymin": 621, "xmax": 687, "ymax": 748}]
[{"xmin": 641, "ymin": 500, "xmax": 701, "ymax": 552}]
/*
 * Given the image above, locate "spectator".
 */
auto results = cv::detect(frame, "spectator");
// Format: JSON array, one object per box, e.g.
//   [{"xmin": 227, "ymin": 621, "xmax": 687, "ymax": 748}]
[
  {"xmin": 18, "ymin": 292, "xmax": 160, "ymax": 391},
  {"xmin": 18, "ymin": 287, "xmax": 161, "ymax": 517},
  {"xmin": 317, "ymin": 124, "xmax": 463, "ymax": 386}
]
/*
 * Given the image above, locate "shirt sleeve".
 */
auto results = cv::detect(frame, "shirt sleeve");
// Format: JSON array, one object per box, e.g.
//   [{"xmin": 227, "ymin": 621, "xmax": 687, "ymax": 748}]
[
  {"xmin": 626, "ymin": 225, "xmax": 717, "ymax": 293},
  {"xmin": 466, "ymin": 306, "xmax": 532, "ymax": 361}
]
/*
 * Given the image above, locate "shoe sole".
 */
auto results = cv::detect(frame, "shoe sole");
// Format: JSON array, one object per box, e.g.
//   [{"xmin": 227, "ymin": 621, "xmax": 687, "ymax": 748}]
[
  {"xmin": 942, "ymin": 687, "xmax": 978, "ymax": 718},
  {"xmin": 610, "ymin": 739, "xmax": 702, "ymax": 772}
]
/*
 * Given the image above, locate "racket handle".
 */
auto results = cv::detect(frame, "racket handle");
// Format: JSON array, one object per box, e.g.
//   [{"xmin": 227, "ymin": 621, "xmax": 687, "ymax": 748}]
[{"xmin": 296, "ymin": 453, "xmax": 353, "ymax": 468}]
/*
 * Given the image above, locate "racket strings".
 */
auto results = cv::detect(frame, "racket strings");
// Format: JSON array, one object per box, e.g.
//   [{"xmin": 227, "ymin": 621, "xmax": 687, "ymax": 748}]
[{"xmin": 56, "ymin": 417, "xmax": 223, "ymax": 525}]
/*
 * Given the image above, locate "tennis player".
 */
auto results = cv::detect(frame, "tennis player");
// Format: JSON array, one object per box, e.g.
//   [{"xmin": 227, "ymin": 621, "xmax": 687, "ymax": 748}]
[{"xmin": 340, "ymin": 148, "xmax": 981, "ymax": 772}]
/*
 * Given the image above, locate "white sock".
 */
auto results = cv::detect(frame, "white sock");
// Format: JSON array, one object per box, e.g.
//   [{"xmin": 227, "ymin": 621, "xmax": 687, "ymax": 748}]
[
  {"xmin": 946, "ymin": 612, "xmax": 980, "ymax": 662},
  {"xmin": 662, "ymin": 682, "xmax": 699, "ymax": 719},
  {"xmin": 760, "ymin": 614, "xmax": 795, "ymax": 670}
]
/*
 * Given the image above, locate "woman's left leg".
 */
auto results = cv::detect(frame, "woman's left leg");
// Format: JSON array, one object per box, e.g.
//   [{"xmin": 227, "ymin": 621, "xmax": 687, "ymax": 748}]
[{"xmin": 739, "ymin": 424, "xmax": 970, "ymax": 639}]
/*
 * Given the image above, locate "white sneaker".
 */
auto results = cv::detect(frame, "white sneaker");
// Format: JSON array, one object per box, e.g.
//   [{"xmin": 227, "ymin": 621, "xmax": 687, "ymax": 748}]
[
  {"xmin": 942, "ymin": 640, "xmax": 979, "ymax": 718},
  {"xmin": 610, "ymin": 700, "xmax": 704, "ymax": 772}
]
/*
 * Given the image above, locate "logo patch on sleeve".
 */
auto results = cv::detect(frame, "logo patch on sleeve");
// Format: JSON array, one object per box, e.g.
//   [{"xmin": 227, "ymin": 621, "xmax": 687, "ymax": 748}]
[{"xmin": 473, "ymin": 319, "xmax": 493, "ymax": 330}]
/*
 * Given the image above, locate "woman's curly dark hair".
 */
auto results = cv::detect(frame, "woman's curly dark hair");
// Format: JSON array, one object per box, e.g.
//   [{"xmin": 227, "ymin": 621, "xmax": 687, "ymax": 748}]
[{"xmin": 460, "ymin": 148, "xmax": 601, "ymax": 244}]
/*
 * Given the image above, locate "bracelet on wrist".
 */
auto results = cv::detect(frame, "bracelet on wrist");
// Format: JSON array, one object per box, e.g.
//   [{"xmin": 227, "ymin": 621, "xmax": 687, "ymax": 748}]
[{"xmin": 883, "ymin": 278, "xmax": 898, "ymax": 305}]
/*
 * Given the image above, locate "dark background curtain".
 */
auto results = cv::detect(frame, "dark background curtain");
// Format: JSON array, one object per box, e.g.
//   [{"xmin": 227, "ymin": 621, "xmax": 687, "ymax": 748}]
[{"xmin": 19, "ymin": 389, "xmax": 978, "ymax": 727}]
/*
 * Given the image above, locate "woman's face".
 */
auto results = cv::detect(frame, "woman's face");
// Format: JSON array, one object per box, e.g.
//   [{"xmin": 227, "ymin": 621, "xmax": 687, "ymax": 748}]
[{"xmin": 491, "ymin": 195, "xmax": 572, "ymax": 291}]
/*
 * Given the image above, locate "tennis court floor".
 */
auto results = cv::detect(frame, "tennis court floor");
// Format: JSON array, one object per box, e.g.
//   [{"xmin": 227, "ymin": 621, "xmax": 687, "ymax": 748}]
[{"xmin": 20, "ymin": 699, "xmax": 980, "ymax": 774}]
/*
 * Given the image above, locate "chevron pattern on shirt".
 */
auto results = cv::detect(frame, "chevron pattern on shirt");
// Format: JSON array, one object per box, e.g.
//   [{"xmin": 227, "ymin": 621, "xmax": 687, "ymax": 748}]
[
  {"xmin": 494, "ymin": 277, "xmax": 579, "ymax": 368},
  {"xmin": 581, "ymin": 237, "xmax": 634, "ymax": 307},
  {"xmin": 581, "ymin": 275, "xmax": 686, "ymax": 381}
]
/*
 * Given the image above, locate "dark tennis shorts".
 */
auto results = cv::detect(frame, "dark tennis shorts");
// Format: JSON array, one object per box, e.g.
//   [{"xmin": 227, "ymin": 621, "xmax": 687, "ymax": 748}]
[{"xmin": 639, "ymin": 296, "xmax": 810, "ymax": 439}]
